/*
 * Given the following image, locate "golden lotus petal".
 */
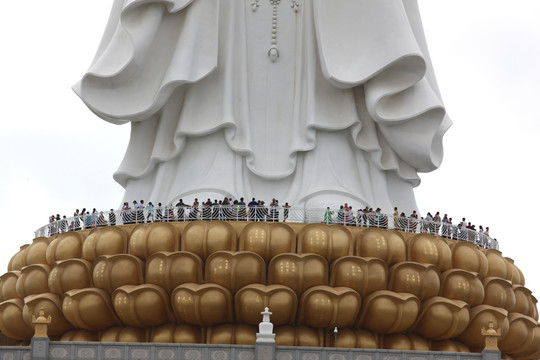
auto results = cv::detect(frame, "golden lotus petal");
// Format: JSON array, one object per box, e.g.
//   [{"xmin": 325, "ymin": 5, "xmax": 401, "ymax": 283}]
[
  {"xmin": 381, "ymin": 333, "xmax": 429, "ymax": 351},
  {"xmin": 62, "ymin": 288, "xmax": 120, "ymax": 331},
  {"xmin": 93, "ymin": 254, "xmax": 144, "ymax": 294},
  {"xmin": 298, "ymin": 286, "xmax": 361, "ymax": 329},
  {"xmin": 357, "ymin": 290, "xmax": 420, "ymax": 334},
  {"xmin": 457, "ymin": 305, "xmax": 509, "ymax": 349},
  {"xmin": 112, "ymin": 284, "xmax": 174, "ymax": 328},
  {"xmin": 151, "ymin": 323, "xmax": 204, "ymax": 344},
  {"xmin": 406, "ymin": 234, "xmax": 452, "ymax": 271},
  {"xmin": 298, "ymin": 224, "xmax": 353, "ymax": 263},
  {"xmin": 82, "ymin": 226, "xmax": 128, "ymax": 262},
  {"xmin": 269, "ymin": 253, "xmax": 328, "ymax": 296},
  {"xmin": 16, "ymin": 264, "xmax": 51, "ymax": 298},
  {"xmin": 181, "ymin": 221, "xmax": 236, "ymax": 260},
  {"xmin": 171, "ymin": 283, "xmax": 233, "ymax": 326},
  {"xmin": 330, "ymin": 256, "xmax": 387, "ymax": 298},
  {"xmin": 513, "ymin": 285, "xmax": 538, "ymax": 320},
  {"xmin": 48, "ymin": 259, "xmax": 93, "ymax": 295},
  {"xmin": 145, "ymin": 251, "xmax": 203, "ymax": 294},
  {"xmin": 100, "ymin": 327, "xmax": 148, "ymax": 342},
  {"xmin": 275, "ymin": 325, "xmax": 323, "ymax": 347},
  {"xmin": 206, "ymin": 324, "xmax": 257, "ymax": 345},
  {"xmin": 0, "ymin": 299, "xmax": 33, "ymax": 340},
  {"xmin": 388, "ymin": 262, "xmax": 440, "ymax": 301},
  {"xmin": 0, "ymin": 271, "xmax": 21, "ymax": 301},
  {"xmin": 356, "ymin": 228, "xmax": 405, "ymax": 266},
  {"xmin": 45, "ymin": 232, "xmax": 85, "ymax": 264},
  {"xmin": 129, "ymin": 223, "xmax": 180, "ymax": 260},
  {"xmin": 325, "ymin": 328, "xmax": 378, "ymax": 349},
  {"xmin": 439, "ymin": 269, "xmax": 485, "ymax": 307},
  {"xmin": 205, "ymin": 251, "xmax": 266, "ymax": 294},
  {"xmin": 412, "ymin": 297, "xmax": 470, "ymax": 340},
  {"xmin": 60, "ymin": 329, "xmax": 100, "ymax": 341},
  {"xmin": 483, "ymin": 277, "xmax": 516, "ymax": 311},
  {"xmin": 22, "ymin": 293, "xmax": 73, "ymax": 336},
  {"xmin": 450, "ymin": 242, "xmax": 488, "ymax": 277},
  {"xmin": 235, "ymin": 284, "xmax": 297, "ymax": 326},
  {"xmin": 239, "ymin": 222, "xmax": 296, "ymax": 262}
]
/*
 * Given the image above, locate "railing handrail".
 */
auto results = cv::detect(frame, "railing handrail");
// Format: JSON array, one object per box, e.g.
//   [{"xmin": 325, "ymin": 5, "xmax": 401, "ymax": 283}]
[{"xmin": 36, "ymin": 206, "xmax": 498, "ymax": 250}]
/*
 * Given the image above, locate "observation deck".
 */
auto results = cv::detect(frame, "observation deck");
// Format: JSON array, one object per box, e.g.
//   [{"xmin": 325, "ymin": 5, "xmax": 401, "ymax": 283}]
[{"xmin": 36, "ymin": 206, "xmax": 498, "ymax": 250}]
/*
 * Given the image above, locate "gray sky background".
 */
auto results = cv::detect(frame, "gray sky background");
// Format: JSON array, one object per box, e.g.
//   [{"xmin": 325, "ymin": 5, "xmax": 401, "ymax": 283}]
[{"xmin": 0, "ymin": 1, "xmax": 539, "ymax": 301}]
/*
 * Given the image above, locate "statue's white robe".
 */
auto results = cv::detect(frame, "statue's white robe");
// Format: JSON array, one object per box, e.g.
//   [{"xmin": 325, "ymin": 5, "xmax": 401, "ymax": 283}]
[{"xmin": 74, "ymin": 0, "xmax": 450, "ymax": 212}]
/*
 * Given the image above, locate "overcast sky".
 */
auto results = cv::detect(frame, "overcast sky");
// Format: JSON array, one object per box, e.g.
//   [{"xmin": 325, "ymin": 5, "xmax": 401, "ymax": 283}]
[{"xmin": 0, "ymin": 1, "xmax": 539, "ymax": 300}]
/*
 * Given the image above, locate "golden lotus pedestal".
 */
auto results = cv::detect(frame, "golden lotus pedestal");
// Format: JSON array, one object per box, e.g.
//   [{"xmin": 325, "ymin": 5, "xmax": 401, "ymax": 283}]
[{"xmin": 0, "ymin": 221, "xmax": 539, "ymax": 360}]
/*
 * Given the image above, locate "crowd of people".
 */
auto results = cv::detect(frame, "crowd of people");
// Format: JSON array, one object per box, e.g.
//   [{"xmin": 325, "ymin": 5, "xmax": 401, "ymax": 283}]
[{"xmin": 45, "ymin": 198, "xmax": 495, "ymax": 249}]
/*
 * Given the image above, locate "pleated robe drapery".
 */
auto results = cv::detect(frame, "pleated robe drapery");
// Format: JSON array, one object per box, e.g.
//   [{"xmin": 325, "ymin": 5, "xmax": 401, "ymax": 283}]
[{"xmin": 74, "ymin": 0, "xmax": 451, "ymax": 212}]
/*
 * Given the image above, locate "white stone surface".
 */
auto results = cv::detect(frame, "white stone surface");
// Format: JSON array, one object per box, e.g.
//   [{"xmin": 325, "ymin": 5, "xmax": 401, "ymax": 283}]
[{"xmin": 75, "ymin": 0, "xmax": 450, "ymax": 213}]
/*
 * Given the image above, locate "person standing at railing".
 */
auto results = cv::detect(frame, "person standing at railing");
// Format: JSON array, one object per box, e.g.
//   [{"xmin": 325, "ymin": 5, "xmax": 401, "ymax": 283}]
[
  {"xmin": 433, "ymin": 212, "xmax": 441, "ymax": 235},
  {"xmin": 146, "ymin": 202, "xmax": 155, "ymax": 222},
  {"xmin": 155, "ymin": 203, "xmax": 163, "ymax": 222},
  {"xmin": 73, "ymin": 209, "xmax": 81, "ymax": 230},
  {"xmin": 248, "ymin": 198, "xmax": 258, "ymax": 221},
  {"xmin": 409, "ymin": 211, "xmax": 418, "ymax": 232},
  {"xmin": 441, "ymin": 214, "xmax": 450, "ymax": 238},
  {"xmin": 393, "ymin": 207, "xmax": 399, "ymax": 230},
  {"xmin": 109, "ymin": 209, "xmax": 116, "ymax": 226},
  {"xmin": 283, "ymin": 203, "xmax": 291, "ymax": 222},
  {"xmin": 323, "ymin": 207, "xmax": 333, "ymax": 224},
  {"xmin": 175, "ymin": 199, "xmax": 186, "ymax": 221}
]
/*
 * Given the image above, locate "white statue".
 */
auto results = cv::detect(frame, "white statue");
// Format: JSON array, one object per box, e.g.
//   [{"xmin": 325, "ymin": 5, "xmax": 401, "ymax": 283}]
[{"xmin": 75, "ymin": 0, "xmax": 450, "ymax": 212}]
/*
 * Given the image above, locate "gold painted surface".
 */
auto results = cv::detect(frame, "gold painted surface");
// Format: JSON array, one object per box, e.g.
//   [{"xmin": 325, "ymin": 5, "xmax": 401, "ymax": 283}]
[
  {"xmin": 325, "ymin": 328, "xmax": 378, "ymax": 349},
  {"xmin": 275, "ymin": 325, "xmax": 323, "ymax": 347},
  {"xmin": 93, "ymin": 254, "xmax": 144, "ymax": 294},
  {"xmin": 151, "ymin": 323, "xmax": 204, "ymax": 343},
  {"xmin": 483, "ymin": 277, "xmax": 517, "ymax": 311},
  {"xmin": 412, "ymin": 297, "xmax": 470, "ymax": 340},
  {"xmin": 485, "ymin": 249, "xmax": 514, "ymax": 282},
  {"xmin": 357, "ymin": 290, "xmax": 420, "ymax": 334},
  {"xmin": 181, "ymin": 221, "xmax": 236, "ymax": 260},
  {"xmin": 269, "ymin": 253, "xmax": 328, "ymax": 296},
  {"xmin": 171, "ymin": 283, "xmax": 233, "ymax": 326},
  {"xmin": 235, "ymin": 284, "xmax": 297, "ymax": 326},
  {"xmin": 145, "ymin": 251, "xmax": 203, "ymax": 294},
  {"xmin": 457, "ymin": 305, "xmax": 510, "ymax": 349},
  {"xmin": 205, "ymin": 251, "xmax": 266, "ymax": 293},
  {"xmin": 83, "ymin": 227, "xmax": 128, "ymax": 262},
  {"xmin": 329, "ymin": 256, "xmax": 387, "ymax": 298},
  {"xmin": 100, "ymin": 327, "xmax": 148, "ymax": 342},
  {"xmin": 129, "ymin": 223, "xmax": 180, "ymax": 260},
  {"xmin": 499, "ymin": 313, "xmax": 540, "ymax": 357},
  {"xmin": 439, "ymin": 269, "xmax": 485, "ymax": 306},
  {"xmin": 356, "ymin": 229, "xmax": 405, "ymax": 266},
  {"xmin": 450, "ymin": 242, "xmax": 488, "ymax": 277},
  {"xmin": 16, "ymin": 264, "xmax": 51, "ymax": 298},
  {"xmin": 45, "ymin": 232, "xmax": 85, "ymax": 264},
  {"xmin": 22, "ymin": 293, "xmax": 73, "ymax": 336},
  {"xmin": 207, "ymin": 324, "xmax": 257, "ymax": 345},
  {"xmin": 298, "ymin": 224, "xmax": 353, "ymax": 263},
  {"xmin": 0, "ymin": 271, "xmax": 21, "ymax": 301},
  {"xmin": 430, "ymin": 339, "xmax": 470, "ymax": 353},
  {"xmin": 388, "ymin": 262, "xmax": 440, "ymax": 301},
  {"xmin": 406, "ymin": 234, "xmax": 452, "ymax": 271},
  {"xmin": 48, "ymin": 259, "xmax": 93, "ymax": 295},
  {"xmin": 513, "ymin": 285, "xmax": 539, "ymax": 320},
  {"xmin": 62, "ymin": 288, "xmax": 120, "ymax": 330},
  {"xmin": 24, "ymin": 238, "xmax": 51, "ymax": 267},
  {"xmin": 0, "ymin": 299, "xmax": 34, "ymax": 340},
  {"xmin": 8, "ymin": 245, "xmax": 30, "ymax": 271},
  {"xmin": 381, "ymin": 333, "xmax": 429, "ymax": 351},
  {"xmin": 0, "ymin": 221, "xmax": 538, "ymax": 354},
  {"xmin": 505, "ymin": 257, "xmax": 525, "ymax": 286},
  {"xmin": 112, "ymin": 284, "xmax": 174, "ymax": 327},
  {"xmin": 239, "ymin": 223, "xmax": 296, "ymax": 262},
  {"xmin": 60, "ymin": 329, "xmax": 100, "ymax": 342},
  {"xmin": 298, "ymin": 286, "xmax": 361, "ymax": 329}
]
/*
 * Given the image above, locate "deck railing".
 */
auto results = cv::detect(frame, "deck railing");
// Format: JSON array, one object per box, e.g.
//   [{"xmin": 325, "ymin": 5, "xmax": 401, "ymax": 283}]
[{"xmin": 36, "ymin": 206, "xmax": 498, "ymax": 250}]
